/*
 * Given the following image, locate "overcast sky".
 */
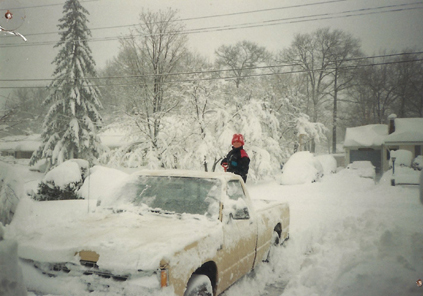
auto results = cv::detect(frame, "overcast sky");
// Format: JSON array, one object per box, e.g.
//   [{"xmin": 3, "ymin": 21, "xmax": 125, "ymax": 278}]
[{"xmin": 1, "ymin": 0, "xmax": 423, "ymax": 97}]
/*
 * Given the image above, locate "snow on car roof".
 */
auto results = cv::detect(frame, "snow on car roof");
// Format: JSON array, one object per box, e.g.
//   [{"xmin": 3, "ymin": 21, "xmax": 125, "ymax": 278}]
[{"xmin": 132, "ymin": 169, "xmax": 242, "ymax": 181}]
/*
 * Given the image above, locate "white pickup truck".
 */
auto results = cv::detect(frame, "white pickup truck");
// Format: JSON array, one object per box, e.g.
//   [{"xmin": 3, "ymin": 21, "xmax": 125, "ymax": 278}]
[{"xmin": 6, "ymin": 169, "xmax": 290, "ymax": 296}]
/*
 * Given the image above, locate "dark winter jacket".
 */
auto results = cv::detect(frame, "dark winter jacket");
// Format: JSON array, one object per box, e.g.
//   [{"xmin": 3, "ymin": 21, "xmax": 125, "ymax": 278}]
[{"xmin": 221, "ymin": 146, "xmax": 250, "ymax": 182}]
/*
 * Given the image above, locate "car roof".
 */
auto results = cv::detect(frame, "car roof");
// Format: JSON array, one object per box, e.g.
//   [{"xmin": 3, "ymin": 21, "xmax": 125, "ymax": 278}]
[{"xmin": 130, "ymin": 169, "xmax": 243, "ymax": 182}]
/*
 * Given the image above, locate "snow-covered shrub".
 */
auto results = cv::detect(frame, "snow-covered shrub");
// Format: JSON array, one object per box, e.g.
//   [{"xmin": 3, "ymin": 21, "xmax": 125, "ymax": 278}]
[
  {"xmin": 412, "ymin": 155, "xmax": 423, "ymax": 170},
  {"xmin": 33, "ymin": 159, "xmax": 88, "ymax": 201},
  {"xmin": 389, "ymin": 149, "xmax": 412, "ymax": 168}
]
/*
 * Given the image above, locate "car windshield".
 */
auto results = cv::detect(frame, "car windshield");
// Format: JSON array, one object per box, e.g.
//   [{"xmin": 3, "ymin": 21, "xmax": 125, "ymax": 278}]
[{"xmin": 131, "ymin": 176, "xmax": 221, "ymax": 217}]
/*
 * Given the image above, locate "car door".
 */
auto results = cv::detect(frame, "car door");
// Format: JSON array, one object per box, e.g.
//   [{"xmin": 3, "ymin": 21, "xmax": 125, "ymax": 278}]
[{"xmin": 216, "ymin": 180, "xmax": 257, "ymax": 292}]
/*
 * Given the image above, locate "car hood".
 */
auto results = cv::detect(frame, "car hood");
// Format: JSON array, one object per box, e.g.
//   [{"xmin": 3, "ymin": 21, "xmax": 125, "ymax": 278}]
[{"xmin": 6, "ymin": 198, "xmax": 222, "ymax": 272}]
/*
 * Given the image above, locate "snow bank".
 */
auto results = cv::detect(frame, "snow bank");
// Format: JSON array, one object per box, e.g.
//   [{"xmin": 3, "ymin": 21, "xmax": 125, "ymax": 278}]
[
  {"xmin": 0, "ymin": 223, "xmax": 27, "ymax": 296},
  {"xmin": 77, "ymin": 165, "xmax": 129, "ymax": 205},
  {"xmin": 235, "ymin": 171, "xmax": 423, "ymax": 296},
  {"xmin": 315, "ymin": 154, "xmax": 337, "ymax": 175},
  {"xmin": 0, "ymin": 162, "xmax": 24, "ymax": 225},
  {"xmin": 346, "ymin": 160, "xmax": 376, "ymax": 179}
]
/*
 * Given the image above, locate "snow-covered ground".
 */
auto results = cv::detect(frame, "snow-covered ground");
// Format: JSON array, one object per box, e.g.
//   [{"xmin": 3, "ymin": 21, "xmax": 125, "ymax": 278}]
[{"xmin": 1, "ymin": 160, "xmax": 423, "ymax": 296}]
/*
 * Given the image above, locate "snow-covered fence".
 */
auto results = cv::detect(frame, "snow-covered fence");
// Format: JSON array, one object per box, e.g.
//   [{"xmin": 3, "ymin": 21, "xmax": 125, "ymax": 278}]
[{"xmin": 0, "ymin": 163, "xmax": 23, "ymax": 225}]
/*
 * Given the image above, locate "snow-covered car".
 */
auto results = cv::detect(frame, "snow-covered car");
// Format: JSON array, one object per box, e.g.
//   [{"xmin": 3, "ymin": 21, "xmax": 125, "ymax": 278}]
[
  {"xmin": 346, "ymin": 161, "xmax": 376, "ymax": 179},
  {"xmin": 6, "ymin": 169, "xmax": 290, "ymax": 296},
  {"xmin": 280, "ymin": 151, "xmax": 324, "ymax": 185}
]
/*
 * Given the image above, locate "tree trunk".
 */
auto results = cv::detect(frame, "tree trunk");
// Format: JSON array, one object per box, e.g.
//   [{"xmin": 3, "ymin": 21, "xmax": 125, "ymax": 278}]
[{"xmin": 332, "ymin": 67, "xmax": 338, "ymax": 154}]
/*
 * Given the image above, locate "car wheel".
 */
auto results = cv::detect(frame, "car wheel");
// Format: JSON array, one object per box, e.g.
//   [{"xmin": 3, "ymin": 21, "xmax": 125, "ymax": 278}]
[{"xmin": 184, "ymin": 274, "xmax": 213, "ymax": 296}]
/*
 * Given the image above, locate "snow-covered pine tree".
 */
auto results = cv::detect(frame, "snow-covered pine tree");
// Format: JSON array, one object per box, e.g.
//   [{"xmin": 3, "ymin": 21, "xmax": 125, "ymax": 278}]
[{"xmin": 30, "ymin": 0, "xmax": 103, "ymax": 169}]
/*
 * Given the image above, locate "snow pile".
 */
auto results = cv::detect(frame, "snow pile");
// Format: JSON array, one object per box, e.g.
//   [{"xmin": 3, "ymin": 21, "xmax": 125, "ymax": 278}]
[
  {"xmin": 280, "ymin": 151, "xmax": 323, "ymax": 185},
  {"xmin": 346, "ymin": 160, "xmax": 375, "ymax": 179},
  {"xmin": 0, "ymin": 162, "xmax": 23, "ymax": 225},
  {"xmin": 380, "ymin": 167, "xmax": 421, "ymax": 186},
  {"xmin": 77, "ymin": 165, "xmax": 129, "ymax": 205},
  {"xmin": 315, "ymin": 154, "xmax": 337, "ymax": 175},
  {"xmin": 0, "ymin": 223, "xmax": 27, "ymax": 296},
  {"xmin": 239, "ymin": 171, "xmax": 423, "ymax": 296}
]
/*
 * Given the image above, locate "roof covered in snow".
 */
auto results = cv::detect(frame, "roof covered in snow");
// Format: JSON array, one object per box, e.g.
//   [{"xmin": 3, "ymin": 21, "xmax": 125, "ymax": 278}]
[
  {"xmin": 98, "ymin": 128, "xmax": 132, "ymax": 148},
  {"xmin": 385, "ymin": 118, "xmax": 423, "ymax": 144},
  {"xmin": 344, "ymin": 118, "xmax": 423, "ymax": 148},
  {"xmin": 0, "ymin": 129, "xmax": 132, "ymax": 152},
  {"xmin": 0, "ymin": 134, "xmax": 41, "ymax": 151},
  {"xmin": 344, "ymin": 124, "xmax": 388, "ymax": 148}
]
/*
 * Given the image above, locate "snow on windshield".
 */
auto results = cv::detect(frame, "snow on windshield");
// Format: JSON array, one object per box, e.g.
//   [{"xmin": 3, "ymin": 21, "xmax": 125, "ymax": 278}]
[{"xmin": 117, "ymin": 175, "xmax": 221, "ymax": 217}]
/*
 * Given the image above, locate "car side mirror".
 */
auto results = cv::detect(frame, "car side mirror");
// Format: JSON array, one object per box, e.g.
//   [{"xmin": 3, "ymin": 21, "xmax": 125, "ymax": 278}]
[
  {"xmin": 225, "ymin": 198, "xmax": 250, "ymax": 220},
  {"xmin": 232, "ymin": 205, "xmax": 250, "ymax": 220}
]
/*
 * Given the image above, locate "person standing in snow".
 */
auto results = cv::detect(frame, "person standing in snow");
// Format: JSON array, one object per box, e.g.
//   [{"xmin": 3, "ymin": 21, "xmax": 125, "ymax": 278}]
[{"xmin": 221, "ymin": 134, "xmax": 250, "ymax": 183}]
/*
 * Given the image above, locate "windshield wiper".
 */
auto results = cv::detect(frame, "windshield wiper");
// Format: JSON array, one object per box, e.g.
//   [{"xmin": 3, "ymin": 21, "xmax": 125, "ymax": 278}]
[{"xmin": 148, "ymin": 208, "xmax": 178, "ymax": 216}]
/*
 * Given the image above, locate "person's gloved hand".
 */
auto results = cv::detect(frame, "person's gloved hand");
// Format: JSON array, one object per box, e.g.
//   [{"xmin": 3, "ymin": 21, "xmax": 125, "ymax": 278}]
[{"xmin": 221, "ymin": 162, "xmax": 228, "ymax": 171}]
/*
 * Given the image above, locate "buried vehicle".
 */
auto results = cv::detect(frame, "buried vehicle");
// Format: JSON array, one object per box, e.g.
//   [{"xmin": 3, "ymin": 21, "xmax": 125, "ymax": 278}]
[{"xmin": 6, "ymin": 169, "xmax": 290, "ymax": 296}]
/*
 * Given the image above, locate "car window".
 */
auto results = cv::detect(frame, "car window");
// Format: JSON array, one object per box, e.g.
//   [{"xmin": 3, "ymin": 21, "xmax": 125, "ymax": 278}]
[
  {"xmin": 131, "ymin": 176, "xmax": 221, "ymax": 217},
  {"xmin": 226, "ymin": 180, "xmax": 250, "ymax": 219},
  {"xmin": 227, "ymin": 180, "xmax": 246, "ymax": 201}
]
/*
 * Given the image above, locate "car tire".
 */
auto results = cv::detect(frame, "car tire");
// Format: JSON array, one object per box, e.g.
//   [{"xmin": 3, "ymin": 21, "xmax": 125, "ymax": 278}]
[{"xmin": 184, "ymin": 274, "xmax": 213, "ymax": 296}]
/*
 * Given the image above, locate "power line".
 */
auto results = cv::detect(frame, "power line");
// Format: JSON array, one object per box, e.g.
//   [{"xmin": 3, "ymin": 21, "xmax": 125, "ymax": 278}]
[
  {"xmin": 1, "ymin": 56, "xmax": 422, "ymax": 89},
  {"xmin": 10, "ymin": 0, "xmax": 352, "ymax": 38},
  {"xmin": 5, "ymin": 0, "xmax": 99, "ymax": 10},
  {"xmin": 1, "ymin": 2, "xmax": 422, "ymax": 48},
  {"xmin": 1, "ymin": 51, "xmax": 422, "ymax": 83}
]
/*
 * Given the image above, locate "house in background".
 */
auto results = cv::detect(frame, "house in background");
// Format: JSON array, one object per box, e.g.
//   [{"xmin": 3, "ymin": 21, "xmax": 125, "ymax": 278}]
[
  {"xmin": 344, "ymin": 115, "xmax": 423, "ymax": 176},
  {"xmin": 343, "ymin": 124, "xmax": 387, "ymax": 175},
  {"xmin": 382, "ymin": 115, "xmax": 423, "ymax": 172},
  {"xmin": 0, "ymin": 134, "xmax": 41, "ymax": 159},
  {"xmin": 0, "ymin": 129, "xmax": 131, "ymax": 160}
]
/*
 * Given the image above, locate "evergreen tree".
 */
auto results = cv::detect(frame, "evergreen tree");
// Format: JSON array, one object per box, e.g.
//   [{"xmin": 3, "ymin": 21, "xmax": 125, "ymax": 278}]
[{"xmin": 30, "ymin": 0, "xmax": 103, "ymax": 168}]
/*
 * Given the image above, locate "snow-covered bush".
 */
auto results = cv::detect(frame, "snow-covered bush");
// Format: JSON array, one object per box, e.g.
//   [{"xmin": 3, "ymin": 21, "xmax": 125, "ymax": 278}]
[
  {"xmin": 33, "ymin": 159, "xmax": 89, "ymax": 201},
  {"xmin": 412, "ymin": 155, "xmax": 423, "ymax": 170},
  {"xmin": 389, "ymin": 149, "xmax": 412, "ymax": 168}
]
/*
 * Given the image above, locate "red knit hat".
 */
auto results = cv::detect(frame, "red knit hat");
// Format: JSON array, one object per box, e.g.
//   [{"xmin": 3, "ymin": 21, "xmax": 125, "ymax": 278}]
[{"xmin": 231, "ymin": 134, "xmax": 244, "ymax": 145}]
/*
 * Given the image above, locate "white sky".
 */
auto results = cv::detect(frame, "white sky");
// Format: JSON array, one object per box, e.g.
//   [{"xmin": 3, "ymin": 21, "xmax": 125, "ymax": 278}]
[{"xmin": 1, "ymin": 0, "xmax": 423, "ymax": 96}]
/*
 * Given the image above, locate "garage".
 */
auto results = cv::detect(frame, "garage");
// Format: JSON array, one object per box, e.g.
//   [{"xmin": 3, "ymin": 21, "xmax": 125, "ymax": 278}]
[{"xmin": 349, "ymin": 149, "xmax": 382, "ymax": 174}]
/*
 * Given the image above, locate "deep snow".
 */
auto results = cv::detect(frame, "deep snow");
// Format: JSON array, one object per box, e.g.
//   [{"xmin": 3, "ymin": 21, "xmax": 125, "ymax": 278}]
[{"xmin": 1, "ymin": 159, "xmax": 423, "ymax": 296}]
